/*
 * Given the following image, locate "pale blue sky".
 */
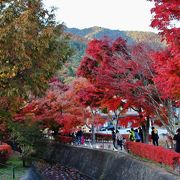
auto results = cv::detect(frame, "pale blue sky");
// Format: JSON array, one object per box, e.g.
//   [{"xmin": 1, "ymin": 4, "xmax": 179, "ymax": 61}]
[{"xmin": 44, "ymin": 0, "xmax": 156, "ymax": 32}]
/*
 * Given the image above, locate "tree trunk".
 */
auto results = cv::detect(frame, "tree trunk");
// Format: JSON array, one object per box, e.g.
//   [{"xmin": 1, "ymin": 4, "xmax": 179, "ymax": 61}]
[
  {"xmin": 167, "ymin": 99, "xmax": 175, "ymax": 135},
  {"xmin": 116, "ymin": 119, "xmax": 118, "ymax": 132},
  {"xmin": 91, "ymin": 124, "xmax": 96, "ymax": 144},
  {"xmin": 150, "ymin": 98, "xmax": 175, "ymax": 136},
  {"xmin": 91, "ymin": 110, "xmax": 96, "ymax": 145},
  {"xmin": 142, "ymin": 117, "xmax": 150, "ymax": 144}
]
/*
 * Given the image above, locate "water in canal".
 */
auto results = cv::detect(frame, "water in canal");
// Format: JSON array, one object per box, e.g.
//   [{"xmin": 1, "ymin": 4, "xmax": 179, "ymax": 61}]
[{"xmin": 36, "ymin": 162, "xmax": 93, "ymax": 180}]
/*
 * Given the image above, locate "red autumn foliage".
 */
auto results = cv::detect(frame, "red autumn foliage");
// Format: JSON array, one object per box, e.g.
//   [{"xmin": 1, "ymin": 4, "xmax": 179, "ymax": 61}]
[
  {"xmin": 150, "ymin": 0, "xmax": 179, "ymax": 49},
  {"xmin": 71, "ymin": 77, "xmax": 107, "ymax": 127},
  {"xmin": 14, "ymin": 78, "xmax": 85, "ymax": 133},
  {"xmin": 152, "ymin": 50, "xmax": 180, "ymax": 99},
  {"xmin": 77, "ymin": 36, "xmax": 177, "ymax": 135},
  {"xmin": 77, "ymin": 37, "xmax": 158, "ymax": 128},
  {"xmin": 76, "ymin": 85, "xmax": 104, "ymax": 108},
  {"xmin": 15, "ymin": 77, "xmax": 106, "ymax": 134},
  {"xmin": 119, "ymin": 116, "xmax": 142, "ymax": 128},
  {"xmin": 58, "ymin": 136, "xmax": 73, "ymax": 144},
  {"xmin": 0, "ymin": 144, "xmax": 12, "ymax": 164},
  {"xmin": 126, "ymin": 142, "xmax": 180, "ymax": 168},
  {"xmin": 150, "ymin": 0, "xmax": 180, "ymax": 100},
  {"xmin": 101, "ymin": 97, "xmax": 125, "ymax": 112}
]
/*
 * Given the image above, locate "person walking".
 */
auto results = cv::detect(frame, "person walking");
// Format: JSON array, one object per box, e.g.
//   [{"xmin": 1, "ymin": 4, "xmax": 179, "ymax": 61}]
[
  {"xmin": 173, "ymin": 128, "xmax": 180, "ymax": 153},
  {"xmin": 116, "ymin": 130, "xmax": 123, "ymax": 150},
  {"xmin": 129, "ymin": 128, "xmax": 135, "ymax": 142},
  {"xmin": 151, "ymin": 127, "xmax": 159, "ymax": 146},
  {"xmin": 76, "ymin": 128, "xmax": 83, "ymax": 145},
  {"xmin": 138, "ymin": 127, "xmax": 143, "ymax": 143},
  {"xmin": 134, "ymin": 129, "xmax": 141, "ymax": 142}
]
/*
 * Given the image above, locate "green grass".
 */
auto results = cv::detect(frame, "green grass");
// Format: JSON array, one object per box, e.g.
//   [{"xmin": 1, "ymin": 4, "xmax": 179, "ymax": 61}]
[{"xmin": 0, "ymin": 154, "xmax": 28, "ymax": 180}]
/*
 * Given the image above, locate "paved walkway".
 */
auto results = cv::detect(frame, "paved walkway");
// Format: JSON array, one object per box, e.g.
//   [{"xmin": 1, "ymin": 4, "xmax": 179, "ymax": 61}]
[{"xmin": 75, "ymin": 141, "xmax": 127, "ymax": 153}]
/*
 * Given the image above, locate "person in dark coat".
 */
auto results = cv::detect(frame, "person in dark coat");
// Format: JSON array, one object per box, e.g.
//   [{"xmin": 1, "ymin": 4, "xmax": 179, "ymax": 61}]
[
  {"xmin": 76, "ymin": 128, "xmax": 83, "ymax": 145},
  {"xmin": 134, "ymin": 129, "xmax": 141, "ymax": 142},
  {"xmin": 151, "ymin": 127, "xmax": 159, "ymax": 146},
  {"xmin": 138, "ymin": 127, "xmax": 143, "ymax": 143},
  {"xmin": 173, "ymin": 128, "xmax": 180, "ymax": 153}
]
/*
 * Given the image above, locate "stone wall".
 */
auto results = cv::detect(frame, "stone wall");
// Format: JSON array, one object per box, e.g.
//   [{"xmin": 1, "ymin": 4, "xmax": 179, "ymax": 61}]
[{"xmin": 43, "ymin": 144, "xmax": 179, "ymax": 180}]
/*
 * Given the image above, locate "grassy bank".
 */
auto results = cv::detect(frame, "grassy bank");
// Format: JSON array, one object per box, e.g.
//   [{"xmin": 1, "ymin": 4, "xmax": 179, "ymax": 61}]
[{"xmin": 0, "ymin": 153, "xmax": 28, "ymax": 180}]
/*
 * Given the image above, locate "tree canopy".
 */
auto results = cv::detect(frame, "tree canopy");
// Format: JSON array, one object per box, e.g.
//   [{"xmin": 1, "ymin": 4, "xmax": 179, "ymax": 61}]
[
  {"xmin": 150, "ymin": 0, "xmax": 180, "ymax": 100},
  {"xmin": 0, "ymin": 0, "xmax": 72, "ymax": 98}
]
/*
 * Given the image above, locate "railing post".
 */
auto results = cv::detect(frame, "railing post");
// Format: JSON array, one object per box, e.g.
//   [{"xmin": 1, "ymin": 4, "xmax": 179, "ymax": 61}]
[
  {"xmin": 12, "ymin": 167, "xmax": 15, "ymax": 179},
  {"xmin": 103, "ymin": 138, "xmax": 104, "ymax": 149}
]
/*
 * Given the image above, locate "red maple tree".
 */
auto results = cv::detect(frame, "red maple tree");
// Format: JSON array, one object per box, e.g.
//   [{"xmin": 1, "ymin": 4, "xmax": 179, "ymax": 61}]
[
  {"xmin": 78, "ymin": 37, "xmax": 177, "ymax": 137},
  {"xmin": 150, "ymin": 0, "xmax": 180, "ymax": 100},
  {"xmin": 15, "ymin": 78, "xmax": 85, "ymax": 133},
  {"xmin": 71, "ymin": 77, "xmax": 106, "ymax": 143}
]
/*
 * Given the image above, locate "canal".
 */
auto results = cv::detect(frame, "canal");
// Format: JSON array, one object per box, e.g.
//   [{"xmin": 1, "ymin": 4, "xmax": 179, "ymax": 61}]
[{"xmin": 34, "ymin": 162, "xmax": 93, "ymax": 180}]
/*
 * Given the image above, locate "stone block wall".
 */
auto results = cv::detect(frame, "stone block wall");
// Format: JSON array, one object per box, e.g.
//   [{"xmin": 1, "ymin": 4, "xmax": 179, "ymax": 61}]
[{"xmin": 43, "ymin": 144, "xmax": 179, "ymax": 180}]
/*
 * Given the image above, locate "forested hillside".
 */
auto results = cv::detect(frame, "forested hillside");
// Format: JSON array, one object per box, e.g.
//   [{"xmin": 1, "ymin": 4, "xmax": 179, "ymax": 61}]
[{"xmin": 66, "ymin": 26, "xmax": 164, "ymax": 48}]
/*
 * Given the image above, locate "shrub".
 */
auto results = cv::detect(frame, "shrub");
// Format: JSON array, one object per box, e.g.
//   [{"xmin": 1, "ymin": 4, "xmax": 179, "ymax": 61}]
[
  {"xmin": 126, "ymin": 142, "xmax": 180, "ymax": 168},
  {"xmin": 0, "ymin": 144, "xmax": 12, "ymax": 164}
]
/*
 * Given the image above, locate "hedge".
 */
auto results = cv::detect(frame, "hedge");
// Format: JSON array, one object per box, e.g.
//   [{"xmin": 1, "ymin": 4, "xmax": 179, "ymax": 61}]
[{"xmin": 126, "ymin": 142, "xmax": 180, "ymax": 168}]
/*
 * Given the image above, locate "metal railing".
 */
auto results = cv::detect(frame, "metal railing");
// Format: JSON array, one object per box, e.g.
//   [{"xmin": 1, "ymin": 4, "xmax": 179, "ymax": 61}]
[{"xmin": 0, "ymin": 162, "xmax": 17, "ymax": 179}]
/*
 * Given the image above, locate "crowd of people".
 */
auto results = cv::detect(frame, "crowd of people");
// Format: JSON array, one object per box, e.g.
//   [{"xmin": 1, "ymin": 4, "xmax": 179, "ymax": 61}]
[
  {"xmin": 42, "ymin": 125, "xmax": 180, "ymax": 154},
  {"xmin": 127, "ymin": 126, "xmax": 159, "ymax": 146},
  {"xmin": 111, "ymin": 126, "xmax": 180, "ymax": 154},
  {"xmin": 111, "ymin": 127, "xmax": 143, "ymax": 151}
]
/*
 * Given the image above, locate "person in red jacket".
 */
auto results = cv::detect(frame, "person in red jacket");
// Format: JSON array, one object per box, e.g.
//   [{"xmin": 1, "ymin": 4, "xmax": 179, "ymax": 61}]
[{"xmin": 173, "ymin": 128, "xmax": 180, "ymax": 153}]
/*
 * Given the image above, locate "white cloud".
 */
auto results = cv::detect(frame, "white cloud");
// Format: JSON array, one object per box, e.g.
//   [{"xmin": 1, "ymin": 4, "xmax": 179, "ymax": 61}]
[{"xmin": 43, "ymin": 0, "xmax": 156, "ymax": 32}]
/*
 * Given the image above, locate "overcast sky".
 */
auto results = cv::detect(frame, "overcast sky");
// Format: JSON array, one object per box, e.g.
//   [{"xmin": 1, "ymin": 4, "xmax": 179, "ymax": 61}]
[{"xmin": 44, "ymin": 0, "xmax": 156, "ymax": 32}]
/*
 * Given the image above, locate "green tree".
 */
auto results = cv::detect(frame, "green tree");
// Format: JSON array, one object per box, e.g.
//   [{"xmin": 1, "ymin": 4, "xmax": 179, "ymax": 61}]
[
  {"xmin": 0, "ymin": 0, "xmax": 72, "ymax": 98},
  {"xmin": 0, "ymin": 0, "xmax": 72, "ymax": 158},
  {"xmin": 0, "ymin": 0, "xmax": 72, "ymax": 118},
  {"xmin": 8, "ymin": 120, "xmax": 46, "ymax": 166}
]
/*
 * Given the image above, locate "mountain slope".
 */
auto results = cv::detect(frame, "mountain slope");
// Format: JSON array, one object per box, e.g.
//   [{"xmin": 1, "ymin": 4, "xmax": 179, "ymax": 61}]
[
  {"xmin": 60, "ymin": 26, "xmax": 165, "ymax": 83},
  {"xmin": 65, "ymin": 26, "xmax": 165, "ymax": 49}
]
